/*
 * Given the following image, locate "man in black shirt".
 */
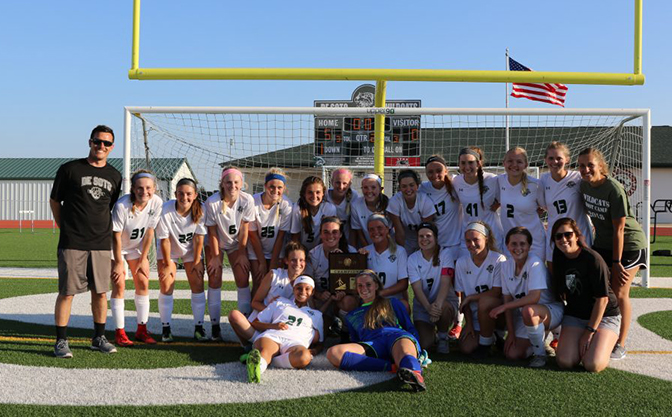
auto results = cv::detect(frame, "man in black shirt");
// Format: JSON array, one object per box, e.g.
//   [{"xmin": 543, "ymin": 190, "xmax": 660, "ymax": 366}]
[{"xmin": 50, "ymin": 125, "xmax": 122, "ymax": 357}]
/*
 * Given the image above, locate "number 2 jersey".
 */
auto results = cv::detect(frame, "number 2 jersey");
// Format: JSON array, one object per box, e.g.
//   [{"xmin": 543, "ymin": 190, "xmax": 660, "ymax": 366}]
[
  {"xmin": 254, "ymin": 297, "xmax": 324, "ymax": 347},
  {"xmin": 155, "ymin": 200, "xmax": 207, "ymax": 262},
  {"xmin": 247, "ymin": 192, "xmax": 293, "ymax": 260},
  {"xmin": 112, "ymin": 193, "xmax": 163, "ymax": 260},
  {"xmin": 204, "ymin": 191, "xmax": 255, "ymax": 252}
]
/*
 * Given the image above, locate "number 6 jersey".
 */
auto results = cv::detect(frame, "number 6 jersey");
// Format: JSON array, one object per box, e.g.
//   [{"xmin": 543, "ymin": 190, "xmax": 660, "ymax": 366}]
[
  {"xmin": 112, "ymin": 193, "xmax": 163, "ymax": 260},
  {"xmin": 155, "ymin": 200, "xmax": 207, "ymax": 262},
  {"xmin": 204, "ymin": 191, "xmax": 255, "ymax": 252}
]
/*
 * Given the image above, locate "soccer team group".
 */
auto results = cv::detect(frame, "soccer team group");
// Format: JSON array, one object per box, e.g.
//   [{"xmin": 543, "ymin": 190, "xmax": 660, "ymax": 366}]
[{"xmin": 49, "ymin": 125, "xmax": 647, "ymax": 392}]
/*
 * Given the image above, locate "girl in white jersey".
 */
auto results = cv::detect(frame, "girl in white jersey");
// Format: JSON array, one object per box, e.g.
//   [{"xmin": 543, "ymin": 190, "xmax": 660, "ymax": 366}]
[
  {"xmin": 455, "ymin": 221, "xmax": 505, "ymax": 358},
  {"xmin": 359, "ymin": 213, "xmax": 409, "ymax": 310},
  {"xmin": 419, "ymin": 155, "xmax": 462, "ymax": 260},
  {"xmin": 387, "ymin": 170, "xmax": 435, "ymax": 254},
  {"xmin": 350, "ymin": 174, "xmax": 390, "ymax": 248},
  {"xmin": 228, "ymin": 241, "xmax": 307, "ymax": 346},
  {"xmin": 155, "ymin": 178, "xmax": 207, "ymax": 342},
  {"xmin": 489, "ymin": 227, "xmax": 564, "ymax": 368},
  {"xmin": 205, "ymin": 166, "xmax": 256, "ymax": 339},
  {"xmin": 248, "ymin": 168, "xmax": 293, "ymax": 294},
  {"xmin": 541, "ymin": 142, "xmax": 593, "ymax": 265},
  {"xmin": 407, "ymin": 222, "xmax": 458, "ymax": 353},
  {"xmin": 291, "ymin": 176, "xmax": 337, "ymax": 251},
  {"xmin": 245, "ymin": 276, "xmax": 323, "ymax": 383},
  {"xmin": 111, "ymin": 170, "xmax": 163, "ymax": 346},
  {"xmin": 497, "ymin": 147, "xmax": 546, "ymax": 260},
  {"xmin": 453, "ymin": 147, "xmax": 504, "ymax": 256},
  {"xmin": 326, "ymin": 168, "xmax": 359, "ymax": 245}
]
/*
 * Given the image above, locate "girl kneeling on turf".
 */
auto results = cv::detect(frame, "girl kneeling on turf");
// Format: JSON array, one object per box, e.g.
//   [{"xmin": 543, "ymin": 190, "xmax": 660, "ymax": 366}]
[
  {"xmin": 228, "ymin": 241, "xmax": 308, "ymax": 346},
  {"xmin": 245, "ymin": 276, "xmax": 323, "ymax": 383},
  {"xmin": 407, "ymin": 222, "xmax": 458, "ymax": 354},
  {"xmin": 205, "ymin": 166, "xmax": 256, "ymax": 339},
  {"xmin": 326, "ymin": 270, "xmax": 426, "ymax": 392},
  {"xmin": 489, "ymin": 227, "xmax": 564, "ymax": 368},
  {"xmin": 455, "ymin": 221, "xmax": 506, "ymax": 358},
  {"xmin": 551, "ymin": 217, "xmax": 621, "ymax": 373},
  {"xmin": 111, "ymin": 170, "xmax": 163, "ymax": 346},
  {"xmin": 155, "ymin": 178, "xmax": 207, "ymax": 342}
]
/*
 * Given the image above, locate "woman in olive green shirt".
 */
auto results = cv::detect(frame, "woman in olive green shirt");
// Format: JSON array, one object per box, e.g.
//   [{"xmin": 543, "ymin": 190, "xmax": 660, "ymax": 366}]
[{"xmin": 578, "ymin": 147, "xmax": 647, "ymax": 361}]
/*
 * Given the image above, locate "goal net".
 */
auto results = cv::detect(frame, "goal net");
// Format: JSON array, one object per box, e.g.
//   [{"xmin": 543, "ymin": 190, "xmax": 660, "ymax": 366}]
[{"xmin": 124, "ymin": 107, "xmax": 650, "ymax": 281}]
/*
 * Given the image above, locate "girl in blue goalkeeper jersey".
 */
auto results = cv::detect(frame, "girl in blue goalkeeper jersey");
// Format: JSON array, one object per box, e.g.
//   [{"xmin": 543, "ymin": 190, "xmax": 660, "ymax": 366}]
[{"xmin": 326, "ymin": 270, "xmax": 426, "ymax": 392}]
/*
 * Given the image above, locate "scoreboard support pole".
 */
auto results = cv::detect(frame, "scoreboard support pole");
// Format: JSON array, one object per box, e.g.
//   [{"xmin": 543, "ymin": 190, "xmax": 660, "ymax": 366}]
[{"xmin": 374, "ymin": 80, "xmax": 387, "ymax": 183}]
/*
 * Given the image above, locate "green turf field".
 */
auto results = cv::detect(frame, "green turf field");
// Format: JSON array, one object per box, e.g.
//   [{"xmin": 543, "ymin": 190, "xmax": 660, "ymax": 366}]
[{"xmin": 638, "ymin": 310, "xmax": 672, "ymax": 342}]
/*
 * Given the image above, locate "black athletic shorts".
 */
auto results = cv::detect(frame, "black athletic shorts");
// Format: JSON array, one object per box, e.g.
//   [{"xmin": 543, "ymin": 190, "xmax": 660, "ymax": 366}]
[{"xmin": 593, "ymin": 246, "xmax": 647, "ymax": 271}]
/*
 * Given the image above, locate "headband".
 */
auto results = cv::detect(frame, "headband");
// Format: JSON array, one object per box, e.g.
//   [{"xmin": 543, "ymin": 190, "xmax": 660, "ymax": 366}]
[
  {"xmin": 417, "ymin": 222, "xmax": 438, "ymax": 237},
  {"xmin": 367, "ymin": 213, "xmax": 390, "ymax": 228},
  {"xmin": 265, "ymin": 173, "xmax": 286, "ymax": 184},
  {"xmin": 397, "ymin": 170, "xmax": 419, "ymax": 184},
  {"xmin": 293, "ymin": 275, "xmax": 315, "ymax": 288},
  {"xmin": 356, "ymin": 269, "xmax": 381, "ymax": 283},
  {"xmin": 425, "ymin": 155, "xmax": 447, "ymax": 167},
  {"xmin": 177, "ymin": 177, "xmax": 197, "ymax": 187},
  {"xmin": 221, "ymin": 168, "xmax": 243, "ymax": 181},
  {"xmin": 132, "ymin": 172, "xmax": 155, "ymax": 182},
  {"xmin": 465, "ymin": 222, "xmax": 489, "ymax": 237},
  {"xmin": 362, "ymin": 173, "xmax": 382, "ymax": 185},
  {"xmin": 459, "ymin": 148, "xmax": 481, "ymax": 161}
]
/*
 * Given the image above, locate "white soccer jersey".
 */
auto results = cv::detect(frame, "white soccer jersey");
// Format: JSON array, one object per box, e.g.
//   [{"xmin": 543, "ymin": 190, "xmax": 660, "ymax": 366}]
[
  {"xmin": 112, "ymin": 194, "xmax": 163, "ymax": 260},
  {"xmin": 364, "ymin": 244, "xmax": 408, "ymax": 299},
  {"xmin": 255, "ymin": 297, "xmax": 324, "ymax": 345},
  {"xmin": 248, "ymin": 268, "xmax": 296, "ymax": 322},
  {"xmin": 305, "ymin": 243, "xmax": 357, "ymax": 292},
  {"xmin": 418, "ymin": 180, "xmax": 462, "ymax": 248},
  {"xmin": 496, "ymin": 175, "xmax": 546, "ymax": 260},
  {"xmin": 204, "ymin": 191, "xmax": 256, "ymax": 252},
  {"xmin": 350, "ymin": 196, "xmax": 378, "ymax": 245},
  {"xmin": 155, "ymin": 200, "xmax": 207, "ymax": 262},
  {"xmin": 387, "ymin": 191, "xmax": 436, "ymax": 254},
  {"xmin": 454, "ymin": 251, "xmax": 505, "ymax": 316},
  {"xmin": 247, "ymin": 192, "xmax": 293, "ymax": 260},
  {"xmin": 499, "ymin": 254, "xmax": 557, "ymax": 308},
  {"xmin": 408, "ymin": 247, "xmax": 459, "ymax": 304},
  {"xmin": 290, "ymin": 201, "xmax": 337, "ymax": 251},
  {"xmin": 453, "ymin": 173, "xmax": 505, "ymax": 250},
  {"xmin": 540, "ymin": 171, "xmax": 593, "ymax": 261},
  {"xmin": 326, "ymin": 188, "xmax": 360, "ymax": 240}
]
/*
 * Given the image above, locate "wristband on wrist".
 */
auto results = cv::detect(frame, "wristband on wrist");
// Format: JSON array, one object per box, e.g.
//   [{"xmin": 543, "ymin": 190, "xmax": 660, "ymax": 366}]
[
  {"xmin": 585, "ymin": 325, "xmax": 597, "ymax": 333},
  {"xmin": 613, "ymin": 259, "xmax": 621, "ymax": 264}
]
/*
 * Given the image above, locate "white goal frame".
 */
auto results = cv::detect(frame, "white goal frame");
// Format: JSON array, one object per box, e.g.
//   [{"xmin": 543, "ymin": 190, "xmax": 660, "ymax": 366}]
[{"xmin": 123, "ymin": 106, "xmax": 651, "ymax": 286}]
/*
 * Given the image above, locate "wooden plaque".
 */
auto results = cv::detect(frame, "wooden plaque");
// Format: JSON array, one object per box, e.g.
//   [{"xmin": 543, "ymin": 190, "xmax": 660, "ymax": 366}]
[{"xmin": 328, "ymin": 252, "xmax": 368, "ymax": 295}]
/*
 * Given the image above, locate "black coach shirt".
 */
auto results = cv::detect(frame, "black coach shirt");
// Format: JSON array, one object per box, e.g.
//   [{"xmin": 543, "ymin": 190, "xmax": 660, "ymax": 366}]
[
  {"xmin": 50, "ymin": 159, "xmax": 122, "ymax": 250},
  {"xmin": 553, "ymin": 246, "xmax": 620, "ymax": 320}
]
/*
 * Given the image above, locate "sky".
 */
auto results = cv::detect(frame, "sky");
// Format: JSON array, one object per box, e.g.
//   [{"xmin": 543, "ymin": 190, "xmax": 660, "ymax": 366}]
[{"xmin": 1, "ymin": 0, "xmax": 670, "ymax": 160}]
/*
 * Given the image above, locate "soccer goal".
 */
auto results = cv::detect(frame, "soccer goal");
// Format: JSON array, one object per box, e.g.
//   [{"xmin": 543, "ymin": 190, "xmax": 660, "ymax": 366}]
[{"xmin": 123, "ymin": 106, "xmax": 651, "ymax": 285}]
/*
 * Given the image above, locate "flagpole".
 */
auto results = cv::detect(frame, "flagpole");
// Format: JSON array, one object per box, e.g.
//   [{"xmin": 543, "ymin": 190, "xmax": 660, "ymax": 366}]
[{"xmin": 505, "ymin": 48, "xmax": 510, "ymax": 151}]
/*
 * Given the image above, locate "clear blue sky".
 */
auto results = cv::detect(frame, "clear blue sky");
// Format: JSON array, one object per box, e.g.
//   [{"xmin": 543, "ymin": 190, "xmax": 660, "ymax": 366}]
[{"xmin": 1, "ymin": 0, "xmax": 670, "ymax": 159}]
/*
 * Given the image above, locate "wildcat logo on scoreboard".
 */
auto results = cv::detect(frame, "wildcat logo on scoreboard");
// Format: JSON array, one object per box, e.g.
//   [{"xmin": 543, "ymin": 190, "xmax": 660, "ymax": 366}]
[{"xmin": 314, "ymin": 84, "xmax": 421, "ymax": 167}]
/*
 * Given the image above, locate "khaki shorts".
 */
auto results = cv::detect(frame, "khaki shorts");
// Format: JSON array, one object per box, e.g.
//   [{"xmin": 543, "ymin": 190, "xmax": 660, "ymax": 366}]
[{"xmin": 58, "ymin": 249, "xmax": 111, "ymax": 295}]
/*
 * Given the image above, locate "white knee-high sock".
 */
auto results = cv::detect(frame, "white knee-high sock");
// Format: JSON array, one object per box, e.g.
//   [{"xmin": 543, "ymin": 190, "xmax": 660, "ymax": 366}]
[
  {"xmin": 457, "ymin": 311, "xmax": 465, "ymax": 325},
  {"xmin": 208, "ymin": 287, "xmax": 221, "ymax": 325},
  {"xmin": 237, "ymin": 287, "xmax": 252, "ymax": 316},
  {"xmin": 135, "ymin": 294, "xmax": 150, "ymax": 325},
  {"xmin": 526, "ymin": 323, "xmax": 546, "ymax": 357},
  {"xmin": 552, "ymin": 325, "xmax": 562, "ymax": 340},
  {"xmin": 111, "ymin": 297, "xmax": 125, "ymax": 329},
  {"xmin": 158, "ymin": 293, "xmax": 173, "ymax": 327},
  {"xmin": 271, "ymin": 353, "xmax": 293, "ymax": 369},
  {"xmin": 191, "ymin": 292, "xmax": 206, "ymax": 326}
]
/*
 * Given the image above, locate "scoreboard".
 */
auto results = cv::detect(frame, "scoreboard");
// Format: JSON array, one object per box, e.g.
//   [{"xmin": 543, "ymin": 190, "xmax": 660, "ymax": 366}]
[{"xmin": 314, "ymin": 85, "xmax": 421, "ymax": 167}]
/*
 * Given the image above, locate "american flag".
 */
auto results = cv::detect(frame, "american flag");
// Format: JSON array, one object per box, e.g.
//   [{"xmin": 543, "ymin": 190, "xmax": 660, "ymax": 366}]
[{"xmin": 509, "ymin": 57, "xmax": 568, "ymax": 107}]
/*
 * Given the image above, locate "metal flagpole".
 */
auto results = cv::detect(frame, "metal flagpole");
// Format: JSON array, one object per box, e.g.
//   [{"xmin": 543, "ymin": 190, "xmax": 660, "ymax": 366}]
[{"xmin": 505, "ymin": 48, "xmax": 510, "ymax": 151}]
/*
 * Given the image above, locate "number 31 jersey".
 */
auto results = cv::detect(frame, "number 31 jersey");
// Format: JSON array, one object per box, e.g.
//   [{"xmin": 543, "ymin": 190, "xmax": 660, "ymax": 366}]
[{"xmin": 112, "ymin": 193, "xmax": 163, "ymax": 258}]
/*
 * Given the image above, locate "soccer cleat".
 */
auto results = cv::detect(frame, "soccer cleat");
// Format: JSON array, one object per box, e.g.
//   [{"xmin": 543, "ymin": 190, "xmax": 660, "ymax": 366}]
[
  {"xmin": 418, "ymin": 349, "xmax": 432, "ymax": 368},
  {"xmin": 549, "ymin": 338, "xmax": 559, "ymax": 351},
  {"xmin": 448, "ymin": 324, "xmax": 462, "ymax": 340},
  {"xmin": 239, "ymin": 353, "xmax": 249, "ymax": 364},
  {"xmin": 611, "ymin": 343, "xmax": 627, "ymax": 360},
  {"xmin": 54, "ymin": 339, "xmax": 73, "ymax": 359},
  {"xmin": 135, "ymin": 324, "xmax": 157, "ymax": 344},
  {"xmin": 529, "ymin": 355, "xmax": 547, "ymax": 368},
  {"xmin": 211, "ymin": 325, "xmax": 222, "ymax": 341},
  {"xmin": 91, "ymin": 335, "xmax": 117, "ymax": 354},
  {"xmin": 115, "ymin": 328, "xmax": 134, "ymax": 347},
  {"xmin": 194, "ymin": 326, "xmax": 210, "ymax": 342},
  {"xmin": 471, "ymin": 344, "xmax": 491, "ymax": 360},
  {"xmin": 161, "ymin": 326, "xmax": 174, "ymax": 343},
  {"xmin": 247, "ymin": 349, "xmax": 262, "ymax": 383},
  {"xmin": 397, "ymin": 367, "xmax": 427, "ymax": 392},
  {"xmin": 436, "ymin": 338, "xmax": 450, "ymax": 354}
]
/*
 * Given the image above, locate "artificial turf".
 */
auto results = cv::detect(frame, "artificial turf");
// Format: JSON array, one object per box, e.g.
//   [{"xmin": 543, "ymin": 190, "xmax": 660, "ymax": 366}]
[{"xmin": 638, "ymin": 310, "xmax": 672, "ymax": 342}]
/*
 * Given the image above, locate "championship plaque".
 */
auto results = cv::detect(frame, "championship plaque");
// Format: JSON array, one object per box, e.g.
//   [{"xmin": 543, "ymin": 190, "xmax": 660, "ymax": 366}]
[{"xmin": 329, "ymin": 252, "xmax": 367, "ymax": 295}]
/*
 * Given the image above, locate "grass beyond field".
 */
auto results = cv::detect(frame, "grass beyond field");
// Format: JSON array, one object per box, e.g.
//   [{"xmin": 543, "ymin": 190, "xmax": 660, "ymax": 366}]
[{"xmin": 0, "ymin": 278, "xmax": 671, "ymax": 416}]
